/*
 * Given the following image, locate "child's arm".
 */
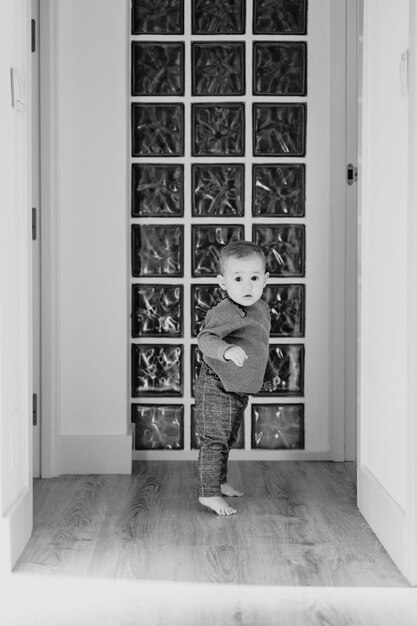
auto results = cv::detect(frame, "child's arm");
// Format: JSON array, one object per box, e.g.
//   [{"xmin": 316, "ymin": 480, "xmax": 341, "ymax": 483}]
[{"xmin": 198, "ymin": 306, "xmax": 246, "ymax": 364}]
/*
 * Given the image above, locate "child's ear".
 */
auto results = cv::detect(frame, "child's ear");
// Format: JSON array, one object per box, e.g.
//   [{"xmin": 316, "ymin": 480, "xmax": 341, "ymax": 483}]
[
  {"xmin": 263, "ymin": 272, "xmax": 270, "ymax": 286},
  {"xmin": 217, "ymin": 274, "xmax": 227, "ymax": 290}
]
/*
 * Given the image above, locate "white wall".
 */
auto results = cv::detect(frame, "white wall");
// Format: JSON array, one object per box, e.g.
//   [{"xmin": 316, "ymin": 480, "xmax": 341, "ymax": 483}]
[{"xmin": 48, "ymin": 0, "xmax": 131, "ymax": 472}]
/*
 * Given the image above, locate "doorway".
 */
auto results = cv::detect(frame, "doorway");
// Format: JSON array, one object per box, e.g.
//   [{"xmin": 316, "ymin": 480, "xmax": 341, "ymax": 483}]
[{"xmin": 36, "ymin": 0, "xmax": 357, "ymax": 471}]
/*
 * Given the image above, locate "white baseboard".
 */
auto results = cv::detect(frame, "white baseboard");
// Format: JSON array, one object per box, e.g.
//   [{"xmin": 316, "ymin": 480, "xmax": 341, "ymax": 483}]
[
  {"xmin": 358, "ymin": 465, "xmax": 406, "ymax": 575},
  {"xmin": 0, "ymin": 487, "xmax": 33, "ymax": 573},
  {"xmin": 132, "ymin": 449, "xmax": 333, "ymax": 462},
  {"xmin": 61, "ymin": 425, "xmax": 135, "ymax": 474}
]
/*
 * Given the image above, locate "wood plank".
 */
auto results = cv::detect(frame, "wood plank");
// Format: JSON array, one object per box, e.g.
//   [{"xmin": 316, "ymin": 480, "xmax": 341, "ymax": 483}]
[
  {"xmin": 17, "ymin": 475, "xmax": 112, "ymax": 576},
  {"xmin": 14, "ymin": 461, "xmax": 408, "ymax": 588}
]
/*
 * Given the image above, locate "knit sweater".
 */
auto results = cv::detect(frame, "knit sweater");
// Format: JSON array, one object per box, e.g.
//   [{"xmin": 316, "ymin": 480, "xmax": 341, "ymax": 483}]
[{"xmin": 197, "ymin": 297, "xmax": 277, "ymax": 394}]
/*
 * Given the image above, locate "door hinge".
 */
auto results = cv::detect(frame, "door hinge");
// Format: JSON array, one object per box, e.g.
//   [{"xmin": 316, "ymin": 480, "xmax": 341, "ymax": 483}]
[
  {"xmin": 31, "ymin": 19, "xmax": 36, "ymax": 53},
  {"xmin": 32, "ymin": 207, "xmax": 37, "ymax": 240},
  {"xmin": 33, "ymin": 393, "xmax": 38, "ymax": 426},
  {"xmin": 347, "ymin": 163, "xmax": 358, "ymax": 185}
]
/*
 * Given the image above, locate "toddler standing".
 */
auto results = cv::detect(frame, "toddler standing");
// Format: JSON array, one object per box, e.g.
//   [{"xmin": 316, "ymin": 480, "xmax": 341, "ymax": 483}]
[{"xmin": 195, "ymin": 241, "xmax": 280, "ymax": 516}]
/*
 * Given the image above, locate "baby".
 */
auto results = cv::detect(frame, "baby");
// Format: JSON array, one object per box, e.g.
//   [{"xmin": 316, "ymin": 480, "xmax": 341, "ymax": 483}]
[{"xmin": 195, "ymin": 241, "xmax": 280, "ymax": 515}]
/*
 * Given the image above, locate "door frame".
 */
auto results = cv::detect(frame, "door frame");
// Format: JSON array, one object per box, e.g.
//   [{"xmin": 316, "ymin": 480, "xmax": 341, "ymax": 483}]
[
  {"xmin": 38, "ymin": 0, "xmax": 358, "ymax": 474},
  {"xmin": 344, "ymin": 0, "xmax": 359, "ymax": 461},
  {"xmin": 38, "ymin": 0, "xmax": 61, "ymax": 477},
  {"xmin": 32, "ymin": 0, "xmax": 41, "ymax": 478},
  {"xmin": 328, "ymin": 0, "xmax": 359, "ymax": 462}
]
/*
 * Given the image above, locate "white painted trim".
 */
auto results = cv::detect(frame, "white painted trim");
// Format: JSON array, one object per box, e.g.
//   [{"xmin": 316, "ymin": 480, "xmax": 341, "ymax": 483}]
[
  {"xmin": 405, "ymin": 0, "xmax": 417, "ymax": 587},
  {"xmin": 0, "ymin": 488, "xmax": 32, "ymax": 574},
  {"xmin": 133, "ymin": 449, "xmax": 334, "ymax": 462},
  {"xmin": 329, "ymin": 0, "xmax": 349, "ymax": 461},
  {"xmin": 344, "ymin": 0, "xmax": 359, "ymax": 462},
  {"xmin": 32, "ymin": 0, "xmax": 41, "ymax": 478},
  {"xmin": 61, "ymin": 425, "xmax": 135, "ymax": 474},
  {"xmin": 358, "ymin": 465, "xmax": 406, "ymax": 574},
  {"xmin": 39, "ymin": 0, "xmax": 61, "ymax": 477}
]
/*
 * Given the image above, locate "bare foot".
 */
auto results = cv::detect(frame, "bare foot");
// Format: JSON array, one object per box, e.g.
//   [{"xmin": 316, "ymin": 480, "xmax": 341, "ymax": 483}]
[
  {"xmin": 221, "ymin": 482, "xmax": 244, "ymax": 497},
  {"xmin": 199, "ymin": 496, "xmax": 237, "ymax": 516}
]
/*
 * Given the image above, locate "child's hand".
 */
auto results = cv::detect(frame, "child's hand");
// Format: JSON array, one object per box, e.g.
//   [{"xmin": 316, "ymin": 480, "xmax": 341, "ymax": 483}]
[
  {"xmin": 263, "ymin": 375, "xmax": 281, "ymax": 392},
  {"xmin": 224, "ymin": 345, "xmax": 248, "ymax": 367}
]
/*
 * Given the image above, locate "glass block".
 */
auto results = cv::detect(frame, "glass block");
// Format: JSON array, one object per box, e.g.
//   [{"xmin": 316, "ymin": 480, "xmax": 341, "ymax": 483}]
[
  {"xmin": 191, "ymin": 284, "xmax": 225, "ymax": 336},
  {"xmin": 253, "ymin": 104, "xmax": 306, "ymax": 157},
  {"xmin": 192, "ymin": 164, "xmax": 244, "ymax": 217},
  {"xmin": 132, "ymin": 344, "xmax": 183, "ymax": 397},
  {"xmin": 131, "ymin": 104, "xmax": 184, "ymax": 157},
  {"xmin": 253, "ymin": 224, "xmax": 305, "ymax": 277},
  {"xmin": 253, "ymin": 0, "xmax": 307, "ymax": 35},
  {"xmin": 132, "ymin": 225, "xmax": 183, "ymax": 277},
  {"xmin": 257, "ymin": 344, "xmax": 304, "ymax": 396},
  {"xmin": 131, "ymin": 404, "xmax": 184, "ymax": 450},
  {"xmin": 253, "ymin": 42, "xmax": 307, "ymax": 96},
  {"xmin": 192, "ymin": 43, "xmax": 245, "ymax": 96},
  {"xmin": 132, "ymin": 285, "xmax": 183, "ymax": 338},
  {"xmin": 132, "ymin": 164, "xmax": 184, "ymax": 217},
  {"xmin": 252, "ymin": 164, "xmax": 305, "ymax": 217},
  {"xmin": 191, "ymin": 345, "xmax": 204, "ymax": 397},
  {"xmin": 251, "ymin": 404, "xmax": 304, "ymax": 449},
  {"xmin": 192, "ymin": 224, "xmax": 244, "ymax": 276},
  {"xmin": 192, "ymin": 0, "xmax": 245, "ymax": 34},
  {"xmin": 263, "ymin": 284, "xmax": 305, "ymax": 337},
  {"xmin": 191, "ymin": 406, "xmax": 244, "ymax": 449},
  {"xmin": 132, "ymin": 43, "xmax": 184, "ymax": 96},
  {"xmin": 132, "ymin": 0, "xmax": 184, "ymax": 34},
  {"xmin": 192, "ymin": 103, "xmax": 245, "ymax": 156}
]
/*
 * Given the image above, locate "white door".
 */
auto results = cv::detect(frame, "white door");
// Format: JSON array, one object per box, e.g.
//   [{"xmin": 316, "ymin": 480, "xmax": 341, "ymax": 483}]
[
  {"xmin": 358, "ymin": 0, "xmax": 417, "ymax": 584},
  {"xmin": 0, "ymin": 0, "xmax": 33, "ymax": 571},
  {"xmin": 130, "ymin": 0, "xmax": 349, "ymax": 461}
]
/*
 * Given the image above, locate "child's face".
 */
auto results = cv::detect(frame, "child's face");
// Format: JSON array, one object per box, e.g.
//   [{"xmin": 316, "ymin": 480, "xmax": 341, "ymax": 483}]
[{"xmin": 217, "ymin": 254, "xmax": 269, "ymax": 307}]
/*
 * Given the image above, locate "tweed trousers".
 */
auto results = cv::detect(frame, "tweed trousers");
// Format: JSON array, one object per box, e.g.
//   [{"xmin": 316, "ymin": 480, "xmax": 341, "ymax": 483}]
[{"xmin": 195, "ymin": 362, "xmax": 249, "ymax": 497}]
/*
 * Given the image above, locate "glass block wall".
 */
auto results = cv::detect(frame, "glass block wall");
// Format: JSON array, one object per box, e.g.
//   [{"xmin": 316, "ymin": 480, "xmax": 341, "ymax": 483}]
[{"xmin": 130, "ymin": 0, "xmax": 307, "ymax": 453}]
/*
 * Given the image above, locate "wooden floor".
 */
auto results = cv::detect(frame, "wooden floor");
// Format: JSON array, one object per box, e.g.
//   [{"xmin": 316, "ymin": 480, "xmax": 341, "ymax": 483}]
[
  {"xmin": 7, "ymin": 461, "xmax": 416, "ymax": 625},
  {"xmin": 15, "ymin": 461, "xmax": 407, "ymax": 586}
]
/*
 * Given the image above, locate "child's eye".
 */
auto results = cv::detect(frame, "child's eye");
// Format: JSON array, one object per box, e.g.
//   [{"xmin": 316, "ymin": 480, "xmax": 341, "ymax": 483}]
[
  {"xmin": 251, "ymin": 276, "xmax": 259, "ymax": 281},
  {"xmin": 235, "ymin": 277, "xmax": 242, "ymax": 282}
]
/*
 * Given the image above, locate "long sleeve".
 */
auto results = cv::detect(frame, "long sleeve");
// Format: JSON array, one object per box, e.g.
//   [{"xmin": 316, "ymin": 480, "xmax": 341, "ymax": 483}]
[
  {"xmin": 197, "ymin": 298, "xmax": 272, "ymax": 394},
  {"xmin": 197, "ymin": 305, "xmax": 240, "ymax": 361}
]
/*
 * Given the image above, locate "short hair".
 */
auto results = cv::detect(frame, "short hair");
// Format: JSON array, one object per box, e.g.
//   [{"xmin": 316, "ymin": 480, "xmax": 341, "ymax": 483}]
[{"xmin": 218, "ymin": 240, "xmax": 266, "ymax": 274}]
